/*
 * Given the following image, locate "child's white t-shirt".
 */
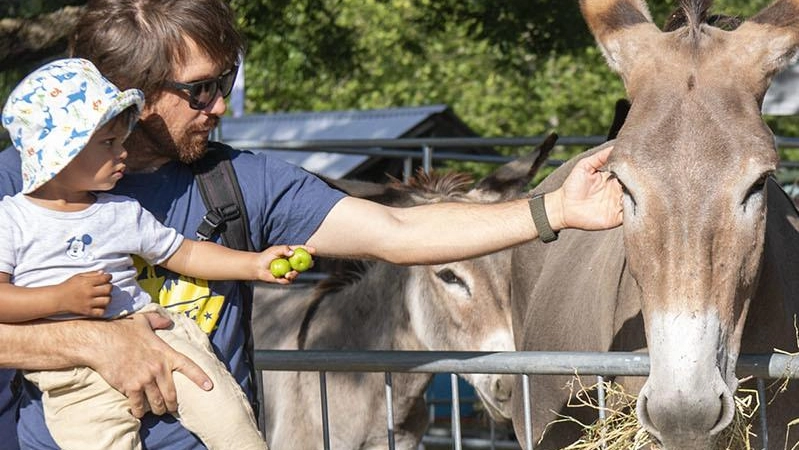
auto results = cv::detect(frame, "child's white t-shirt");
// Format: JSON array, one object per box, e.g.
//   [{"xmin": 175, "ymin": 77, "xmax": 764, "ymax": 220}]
[{"xmin": 0, "ymin": 192, "xmax": 184, "ymax": 319}]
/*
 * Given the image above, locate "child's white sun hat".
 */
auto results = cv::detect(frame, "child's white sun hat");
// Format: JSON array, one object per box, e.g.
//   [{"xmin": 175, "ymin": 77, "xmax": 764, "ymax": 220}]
[{"xmin": 2, "ymin": 58, "xmax": 144, "ymax": 194}]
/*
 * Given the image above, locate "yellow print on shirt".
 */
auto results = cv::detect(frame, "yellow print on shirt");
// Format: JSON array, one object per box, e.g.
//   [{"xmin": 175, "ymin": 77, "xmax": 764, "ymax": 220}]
[{"xmin": 132, "ymin": 256, "xmax": 225, "ymax": 334}]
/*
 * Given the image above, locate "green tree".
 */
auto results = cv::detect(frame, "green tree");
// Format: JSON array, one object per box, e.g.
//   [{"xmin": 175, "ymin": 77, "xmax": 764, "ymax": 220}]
[{"xmin": 1, "ymin": 0, "xmax": 797, "ymax": 167}]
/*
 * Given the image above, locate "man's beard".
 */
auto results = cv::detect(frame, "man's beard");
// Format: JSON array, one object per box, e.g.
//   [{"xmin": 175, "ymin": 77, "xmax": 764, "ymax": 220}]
[
  {"xmin": 134, "ymin": 115, "xmax": 218, "ymax": 165},
  {"xmin": 175, "ymin": 124, "xmax": 213, "ymax": 164}
]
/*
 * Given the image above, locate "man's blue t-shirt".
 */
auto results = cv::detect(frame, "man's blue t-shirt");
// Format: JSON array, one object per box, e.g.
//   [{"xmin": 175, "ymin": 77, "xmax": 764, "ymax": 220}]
[{"xmin": 0, "ymin": 145, "xmax": 346, "ymax": 449}]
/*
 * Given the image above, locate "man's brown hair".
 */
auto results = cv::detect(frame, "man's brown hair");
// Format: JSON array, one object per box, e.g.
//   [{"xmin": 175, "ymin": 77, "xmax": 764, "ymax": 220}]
[{"xmin": 70, "ymin": 0, "xmax": 245, "ymax": 100}]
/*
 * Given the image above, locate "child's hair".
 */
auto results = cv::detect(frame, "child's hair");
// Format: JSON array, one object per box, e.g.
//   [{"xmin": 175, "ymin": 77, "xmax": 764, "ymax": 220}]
[{"xmin": 107, "ymin": 105, "xmax": 141, "ymax": 134}]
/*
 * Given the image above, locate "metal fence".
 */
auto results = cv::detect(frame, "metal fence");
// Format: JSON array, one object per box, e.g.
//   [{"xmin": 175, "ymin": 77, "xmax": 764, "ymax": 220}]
[
  {"xmin": 254, "ymin": 350, "xmax": 799, "ymax": 450},
  {"xmin": 219, "ymin": 134, "xmax": 799, "ymax": 179}
]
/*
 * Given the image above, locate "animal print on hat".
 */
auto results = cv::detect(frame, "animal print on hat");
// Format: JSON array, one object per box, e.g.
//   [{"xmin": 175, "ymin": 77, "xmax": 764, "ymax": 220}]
[{"xmin": 2, "ymin": 58, "xmax": 144, "ymax": 194}]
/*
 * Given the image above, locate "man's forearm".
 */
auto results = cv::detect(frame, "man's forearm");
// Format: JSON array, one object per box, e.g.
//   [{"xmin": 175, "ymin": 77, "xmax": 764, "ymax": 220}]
[{"xmin": 0, "ymin": 319, "xmax": 104, "ymax": 370}]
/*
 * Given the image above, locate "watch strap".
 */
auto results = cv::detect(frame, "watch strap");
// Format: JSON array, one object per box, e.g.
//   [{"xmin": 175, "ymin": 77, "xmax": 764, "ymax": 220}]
[{"xmin": 529, "ymin": 194, "xmax": 558, "ymax": 243}]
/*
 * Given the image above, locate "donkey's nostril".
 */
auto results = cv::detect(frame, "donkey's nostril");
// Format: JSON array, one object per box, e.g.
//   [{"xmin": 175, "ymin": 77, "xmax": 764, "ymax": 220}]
[
  {"xmin": 636, "ymin": 375, "xmax": 734, "ymax": 447},
  {"xmin": 708, "ymin": 389, "xmax": 735, "ymax": 435},
  {"xmin": 493, "ymin": 377, "xmax": 511, "ymax": 402},
  {"xmin": 636, "ymin": 389, "xmax": 663, "ymax": 443}
]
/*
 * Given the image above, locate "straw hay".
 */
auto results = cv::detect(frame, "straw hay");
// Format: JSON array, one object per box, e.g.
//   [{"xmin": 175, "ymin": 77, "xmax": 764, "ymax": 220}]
[
  {"xmin": 535, "ymin": 318, "xmax": 799, "ymax": 449},
  {"xmin": 545, "ymin": 376, "xmax": 758, "ymax": 450}
]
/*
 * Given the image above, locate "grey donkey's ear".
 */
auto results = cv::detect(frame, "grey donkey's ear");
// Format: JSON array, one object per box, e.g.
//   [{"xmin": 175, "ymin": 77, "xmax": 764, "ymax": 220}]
[{"xmin": 471, "ymin": 132, "xmax": 558, "ymax": 201}]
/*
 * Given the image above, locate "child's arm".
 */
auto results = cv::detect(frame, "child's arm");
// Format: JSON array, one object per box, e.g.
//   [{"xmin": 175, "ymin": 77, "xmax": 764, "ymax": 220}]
[
  {"xmin": 161, "ymin": 241, "xmax": 314, "ymax": 285},
  {"xmin": 0, "ymin": 271, "xmax": 113, "ymax": 322}
]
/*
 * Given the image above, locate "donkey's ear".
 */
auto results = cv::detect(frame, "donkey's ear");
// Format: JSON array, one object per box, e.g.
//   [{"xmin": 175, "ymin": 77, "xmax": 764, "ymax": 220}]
[
  {"xmin": 580, "ymin": 0, "xmax": 660, "ymax": 75},
  {"xmin": 471, "ymin": 133, "xmax": 557, "ymax": 201},
  {"xmin": 734, "ymin": 0, "xmax": 799, "ymax": 80}
]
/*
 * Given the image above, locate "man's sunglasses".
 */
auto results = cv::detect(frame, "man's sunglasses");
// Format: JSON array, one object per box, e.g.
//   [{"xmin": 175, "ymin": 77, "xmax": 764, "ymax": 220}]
[{"xmin": 166, "ymin": 65, "xmax": 238, "ymax": 110}]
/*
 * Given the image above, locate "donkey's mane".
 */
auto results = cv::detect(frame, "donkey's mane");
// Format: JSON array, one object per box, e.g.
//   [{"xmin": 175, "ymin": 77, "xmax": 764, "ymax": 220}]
[
  {"xmin": 664, "ymin": 0, "xmax": 742, "ymax": 33},
  {"xmin": 387, "ymin": 169, "xmax": 475, "ymax": 199}
]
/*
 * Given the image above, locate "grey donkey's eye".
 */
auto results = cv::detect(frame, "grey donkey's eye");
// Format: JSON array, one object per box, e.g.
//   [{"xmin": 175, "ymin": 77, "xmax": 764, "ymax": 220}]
[{"xmin": 435, "ymin": 268, "xmax": 471, "ymax": 296}]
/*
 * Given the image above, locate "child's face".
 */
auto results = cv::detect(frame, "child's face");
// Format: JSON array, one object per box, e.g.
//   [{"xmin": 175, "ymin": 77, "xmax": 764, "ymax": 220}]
[{"xmin": 58, "ymin": 119, "xmax": 130, "ymax": 192}]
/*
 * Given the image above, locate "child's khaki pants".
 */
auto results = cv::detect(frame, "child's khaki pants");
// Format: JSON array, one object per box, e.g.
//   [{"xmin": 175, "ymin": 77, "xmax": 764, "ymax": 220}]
[{"xmin": 24, "ymin": 303, "xmax": 267, "ymax": 450}]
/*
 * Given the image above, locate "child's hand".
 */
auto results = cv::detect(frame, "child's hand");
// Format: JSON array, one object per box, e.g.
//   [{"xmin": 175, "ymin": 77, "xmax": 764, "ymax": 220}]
[
  {"xmin": 258, "ymin": 245, "xmax": 316, "ymax": 284},
  {"xmin": 59, "ymin": 270, "xmax": 113, "ymax": 317}
]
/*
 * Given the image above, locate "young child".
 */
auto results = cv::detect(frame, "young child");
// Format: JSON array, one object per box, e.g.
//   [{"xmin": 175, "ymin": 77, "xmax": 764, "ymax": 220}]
[{"xmin": 0, "ymin": 58, "xmax": 304, "ymax": 449}]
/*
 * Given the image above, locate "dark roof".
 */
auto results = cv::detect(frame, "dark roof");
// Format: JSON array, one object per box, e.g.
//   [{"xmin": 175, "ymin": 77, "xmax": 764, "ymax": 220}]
[{"xmin": 215, "ymin": 105, "xmax": 489, "ymax": 180}]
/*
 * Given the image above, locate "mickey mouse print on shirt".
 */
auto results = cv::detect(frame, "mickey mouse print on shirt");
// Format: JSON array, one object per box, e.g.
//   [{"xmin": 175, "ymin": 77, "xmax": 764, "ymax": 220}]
[{"xmin": 65, "ymin": 234, "xmax": 94, "ymax": 261}]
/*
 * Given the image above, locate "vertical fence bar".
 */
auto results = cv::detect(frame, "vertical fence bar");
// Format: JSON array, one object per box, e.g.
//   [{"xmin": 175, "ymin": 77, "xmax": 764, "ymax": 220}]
[
  {"xmin": 422, "ymin": 145, "xmax": 433, "ymax": 174},
  {"xmin": 757, "ymin": 378, "xmax": 769, "ymax": 450},
  {"xmin": 385, "ymin": 372, "xmax": 397, "ymax": 450},
  {"xmin": 451, "ymin": 373, "xmax": 463, "ymax": 450},
  {"xmin": 597, "ymin": 375, "xmax": 607, "ymax": 421},
  {"xmin": 597, "ymin": 375, "xmax": 607, "ymax": 450},
  {"xmin": 403, "ymin": 157, "xmax": 413, "ymax": 183},
  {"xmin": 523, "ymin": 374, "xmax": 534, "ymax": 450},
  {"xmin": 490, "ymin": 417, "xmax": 497, "ymax": 450},
  {"xmin": 319, "ymin": 371, "xmax": 331, "ymax": 450},
  {"xmin": 256, "ymin": 372, "xmax": 267, "ymax": 437}
]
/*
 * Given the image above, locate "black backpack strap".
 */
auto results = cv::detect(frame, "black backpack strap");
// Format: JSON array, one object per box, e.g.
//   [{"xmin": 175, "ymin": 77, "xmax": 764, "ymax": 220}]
[
  {"xmin": 190, "ymin": 142, "xmax": 263, "ymax": 430},
  {"xmin": 191, "ymin": 142, "xmax": 255, "ymax": 251}
]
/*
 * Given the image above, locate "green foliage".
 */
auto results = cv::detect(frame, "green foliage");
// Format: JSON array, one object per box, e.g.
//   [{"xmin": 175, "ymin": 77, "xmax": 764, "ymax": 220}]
[
  {"xmin": 1, "ymin": 0, "xmax": 796, "ymax": 171},
  {"xmin": 0, "ymin": 0, "xmax": 82, "ymax": 18}
]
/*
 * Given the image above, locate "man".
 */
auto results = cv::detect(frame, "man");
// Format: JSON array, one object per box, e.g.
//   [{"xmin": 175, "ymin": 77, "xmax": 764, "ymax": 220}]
[{"xmin": 0, "ymin": 0, "xmax": 623, "ymax": 448}]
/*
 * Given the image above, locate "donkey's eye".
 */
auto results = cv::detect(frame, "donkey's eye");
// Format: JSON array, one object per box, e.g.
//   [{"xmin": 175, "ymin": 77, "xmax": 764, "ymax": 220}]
[
  {"xmin": 611, "ymin": 172, "xmax": 637, "ymax": 214},
  {"xmin": 741, "ymin": 174, "xmax": 769, "ymax": 211},
  {"xmin": 745, "ymin": 175, "xmax": 768, "ymax": 199},
  {"xmin": 435, "ymin": 268, "xmax": 470, "ymax": 296}
]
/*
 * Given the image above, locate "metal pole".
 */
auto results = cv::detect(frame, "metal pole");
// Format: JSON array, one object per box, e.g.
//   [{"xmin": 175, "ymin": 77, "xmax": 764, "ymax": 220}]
[
  {"xmin": 385, "ymin": 372, "xmax": 396, "ymax": 450},
  {"xmin": 422, "ymin": 145, "xmax": 432, "ymax": 174},
  {"xmin": 319, "ymin": 371, "xmax": 331, "ymax": 450},
  {"xmin": 256, "ymin": 371, "xmax": 266, "ymax": 437},
  {"xmin": 757, "ymin": 378, "xmax": 769, "ymax": 450},
  {"xmin": 597, "ymin": 375, "xmax": 607, "ymax": 421},
  {"xmin": 451, "ymin": 373, "xmax": 463, "ymax": 450},
  {"xmin": 522, "ymin": 374, "xmax": 534, "ymax": 450},
  {"xmin": 490, "ymin": 417, "xmax": 497, "ymax": 450},
  {"xmin": 403, "ymin": 157, "xmax": 413, "ymax": 183},
  {"xmin": 597, "ymin": 375, "xmax": 607, "ymax": 450}
]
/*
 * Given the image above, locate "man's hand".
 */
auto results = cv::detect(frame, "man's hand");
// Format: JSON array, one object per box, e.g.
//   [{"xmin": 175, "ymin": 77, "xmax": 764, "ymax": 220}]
[
  {"xmin": 82, "ymin": 312, "xmax": 213, "ymax": 417},
  {"xmin": 548, "ymin": 146, "xmax": 624, "ymax": 231},
  {"xmin": 58, "ymin": 271, "xmax": 112, "ymax": 317}
]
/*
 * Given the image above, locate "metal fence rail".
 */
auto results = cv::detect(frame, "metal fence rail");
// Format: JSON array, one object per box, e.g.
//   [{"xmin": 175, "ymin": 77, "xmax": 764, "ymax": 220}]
[
  {"xmin": 255, "ymin": 350, "xmax": 799, "ymax": 449},
  {"xmin": 222, "ymin": 135, "xmax": 799, "ymax": 168}
]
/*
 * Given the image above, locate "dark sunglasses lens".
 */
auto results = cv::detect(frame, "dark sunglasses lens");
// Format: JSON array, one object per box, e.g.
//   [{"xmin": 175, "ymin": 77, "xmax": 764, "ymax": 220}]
[
  {"xmin": 219, "ymin": 69, "xmax": 237, "ymax": 98},
  {"xmin": 181, "ymin": 66, "xmax": 238, "ymax": 110},
  {"xmin": 188, "ymin": 80, "xmax": 217, "ymax": 110}
]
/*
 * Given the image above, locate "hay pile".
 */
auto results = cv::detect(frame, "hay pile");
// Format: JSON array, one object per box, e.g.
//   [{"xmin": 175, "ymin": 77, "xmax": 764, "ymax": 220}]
[{"xmin": 546, "ymin": 377, "xmax": 758, "ymax": 450}]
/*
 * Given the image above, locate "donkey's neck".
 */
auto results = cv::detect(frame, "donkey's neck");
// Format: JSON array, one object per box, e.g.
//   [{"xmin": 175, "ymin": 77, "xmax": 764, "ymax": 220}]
[{"xmin": 302, "ymin": 262, "xmax": 424, "ymax": 351}]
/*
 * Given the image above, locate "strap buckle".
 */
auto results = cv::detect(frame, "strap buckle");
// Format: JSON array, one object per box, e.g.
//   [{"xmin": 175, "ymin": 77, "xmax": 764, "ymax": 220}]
[{"xmin": 196, "ymin": 204, "xmax": 240, "ymax": 241}]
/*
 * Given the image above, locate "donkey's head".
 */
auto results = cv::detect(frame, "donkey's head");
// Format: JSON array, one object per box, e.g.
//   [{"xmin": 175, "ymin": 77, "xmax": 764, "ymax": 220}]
[
  {"xmin": 324, "ymin": 135, "xmax": 556, "ymax": 421},
  {"xmin": 581, "ymin": 0, "xmax": 797, "ymax": 447}
]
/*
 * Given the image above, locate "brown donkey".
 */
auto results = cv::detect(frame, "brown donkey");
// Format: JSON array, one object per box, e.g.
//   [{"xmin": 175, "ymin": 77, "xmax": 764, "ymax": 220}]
[{"xmin": 511, "ymin": 1, "xmax": 799, "ymax": 449}]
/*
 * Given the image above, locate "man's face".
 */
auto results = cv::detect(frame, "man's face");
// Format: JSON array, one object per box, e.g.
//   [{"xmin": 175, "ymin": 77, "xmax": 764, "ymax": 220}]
[{"xmin": 134, "ymin": 38, "xmax": 231, "ymax": 164}]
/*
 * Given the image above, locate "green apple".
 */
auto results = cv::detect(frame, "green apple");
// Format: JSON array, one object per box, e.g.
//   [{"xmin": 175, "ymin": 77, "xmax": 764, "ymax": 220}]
[
  {"xmin": 288, "ymin": 248, "xmax": 313, "ymax": 272},
  {"xmin": 269, "ymin": 258, "xmax": 292, "ymax": 278}
]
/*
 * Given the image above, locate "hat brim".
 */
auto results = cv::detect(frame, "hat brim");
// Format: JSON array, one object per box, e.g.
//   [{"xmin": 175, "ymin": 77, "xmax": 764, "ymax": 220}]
[{"xmin": 20, "ymin": 88, "xmax": 144, "ymax": 194}]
